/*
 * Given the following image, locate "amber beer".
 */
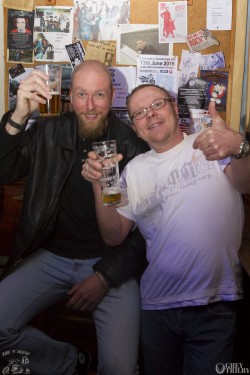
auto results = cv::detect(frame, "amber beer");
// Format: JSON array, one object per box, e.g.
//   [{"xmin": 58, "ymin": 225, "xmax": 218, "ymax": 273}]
[
  {"xmin": 92, "ymin": 140, "xmax": 122, "ymax": 206},
  {"xmin": 39, "ymin": 93, "xmax": 61, "ymax": 116},
  {"xmin": 102, "ymin": 188, "xmax": 122, "ymax": 206},
  {"xmin": 35, "ymin": 64, "xmax": 62, "ymax": 116}
]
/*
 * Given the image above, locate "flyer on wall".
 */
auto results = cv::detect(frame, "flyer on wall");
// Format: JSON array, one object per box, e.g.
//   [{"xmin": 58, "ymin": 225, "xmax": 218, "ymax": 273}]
[
  {"xmin": 109, "ymin": 66, "xmax": 136, "ymax": 108},
  {"xmin": 33, "ymin": 6, "xmax": 74, "ymax": 62},
  {"xmin": 158, "ymin": 1, "xmax": 187, "ymax": 44},
  {"xmin": 136, "ymin": 54, "xmax": 178, "ymax": 100},
  {"xmin": 84, "ymin": 41, "xmax": 116, "ymax": 66},
  {"xmin": 178, "ymin": 77, "xmax": 206, "ymax": 128}
]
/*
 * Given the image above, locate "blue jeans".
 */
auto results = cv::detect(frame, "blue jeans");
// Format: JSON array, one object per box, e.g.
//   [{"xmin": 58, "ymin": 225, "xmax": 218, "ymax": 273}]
[
  {"xmin": 141, "ymin": 302, "xmax": 238, "ymax": 375},
  {"xmin": 0, "ymin": 249, "xmax": 141, "ymax": 375}
]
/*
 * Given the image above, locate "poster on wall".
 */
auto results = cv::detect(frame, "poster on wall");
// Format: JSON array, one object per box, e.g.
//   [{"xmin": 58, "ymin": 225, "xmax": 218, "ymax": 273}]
[
  {"xmin": 158, "ymin": 1, "xmax": 187, "ymax": 44},
  {"xmin": 73, "ymin": 0, "xmax": 130, "ymax": 42},
  {"xmin": 33, "ymin": 6, "xmax": 74, "ymax": 62},
  {"xmin": 7, "ymin": 9, "xmax": 34, "ymax": 64}
]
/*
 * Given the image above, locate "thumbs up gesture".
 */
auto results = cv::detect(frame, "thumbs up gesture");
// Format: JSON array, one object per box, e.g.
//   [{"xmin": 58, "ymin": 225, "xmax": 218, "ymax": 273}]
[{"xmin": 193, "ymin": 101, "xmax": 243, "ymax": 160}]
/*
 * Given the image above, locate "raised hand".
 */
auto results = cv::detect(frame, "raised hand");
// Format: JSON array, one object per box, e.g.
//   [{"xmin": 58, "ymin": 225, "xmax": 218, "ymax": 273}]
[
  {"xmin": 193, "ymin": 101, "xmax": 242, "ymax": 160},
  {"xmin": 10, "ymin": 69, "xmax": 52, "ymax": 127}
]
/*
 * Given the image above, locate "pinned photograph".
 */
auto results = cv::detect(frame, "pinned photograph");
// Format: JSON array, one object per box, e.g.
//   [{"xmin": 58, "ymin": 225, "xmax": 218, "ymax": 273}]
[{"xmin": 116, "ymin": 24, "xmax": 171, "ymax": 65}]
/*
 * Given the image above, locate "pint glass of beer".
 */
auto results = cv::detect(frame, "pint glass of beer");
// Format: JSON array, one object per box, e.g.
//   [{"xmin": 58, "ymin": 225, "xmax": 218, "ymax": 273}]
[
  {"xmin": 92, "ymin": 140, "xmax": 121, "ymax": 206},
  {"xmin": 35, "ymin": 64, "xmax": 62, "ymax": 116}
]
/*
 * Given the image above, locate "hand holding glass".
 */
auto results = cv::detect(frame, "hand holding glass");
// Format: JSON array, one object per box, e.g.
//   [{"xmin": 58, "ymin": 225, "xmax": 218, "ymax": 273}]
[
  {"xmin": 92, "ymin": 140, "xmax": 121, "ymax": 206},
  {"xmin": 35, "ymin": 64, "xmax": 62, "ymax": 116}
]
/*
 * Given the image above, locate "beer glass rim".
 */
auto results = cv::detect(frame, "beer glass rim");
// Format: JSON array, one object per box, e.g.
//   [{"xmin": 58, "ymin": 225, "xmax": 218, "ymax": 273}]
[{"xmin": 92, "ymin": 140, "xmax": 116, "ymax": 146}]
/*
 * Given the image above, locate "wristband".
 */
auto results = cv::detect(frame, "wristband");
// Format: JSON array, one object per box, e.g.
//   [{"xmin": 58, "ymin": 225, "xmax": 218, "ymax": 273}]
[
  {"xmin": 231, "ymin": 136, "xmax": 250, "ymax": 159},
  {"xmin": 95, "ymin": 271, "xmax": 109, "ymax": 292},
  {"xmin": 8, "ymin": 115, "xmax": 26, "ymax": 130}
]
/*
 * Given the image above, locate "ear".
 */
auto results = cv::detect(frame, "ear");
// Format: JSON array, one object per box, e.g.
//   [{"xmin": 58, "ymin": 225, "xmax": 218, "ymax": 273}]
[
  {"xmin": 111, "ymin": 88, "xmax": 115, "ymax": 103},
  {"xmin": 69, "ymin": 87, "xmax": 72, "ymax": 102},
  {"xmin": 172, "ymin": 101, "xmax": 179, "ymax": 117},
  {"xmin": 132, "ymin": 123, "xmax": 140, "ymax": 137}
]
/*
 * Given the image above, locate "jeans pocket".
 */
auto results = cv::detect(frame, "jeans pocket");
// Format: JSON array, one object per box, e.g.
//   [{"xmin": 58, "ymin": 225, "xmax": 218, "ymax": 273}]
[{"xmin": 207, "ymin": 301, "xmax": 238, "ymax": 317}]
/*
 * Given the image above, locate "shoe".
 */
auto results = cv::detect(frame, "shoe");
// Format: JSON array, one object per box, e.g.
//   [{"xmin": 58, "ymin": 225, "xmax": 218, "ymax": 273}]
[{"xmin": 73, "ymin": 349, "xmax": 92, "ymax": 375}]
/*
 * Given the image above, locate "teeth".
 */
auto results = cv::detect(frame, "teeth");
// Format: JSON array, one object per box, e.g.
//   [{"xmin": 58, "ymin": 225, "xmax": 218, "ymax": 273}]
[{"xmin": 149, "ymin": 124, "xmax": 158, "ymax": 129}]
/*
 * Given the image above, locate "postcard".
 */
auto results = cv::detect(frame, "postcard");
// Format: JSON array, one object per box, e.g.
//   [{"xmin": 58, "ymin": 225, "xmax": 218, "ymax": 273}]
[
  {"xmin": 178, "ymin": 50, "xmax": 201, "ymax": 87},
  {"xmin": 8, "ymin": 63, "xmax": 26, "ymax": 79},
  {"xmin": 189, "ymin": 109, "xmax": 213, "ymax": 133},
  {"xmin": 200, "ymin": 52, "xmax": 225, "ymax": 70},
  {"xmin": 186, "ymin": 29, "xmax": 219, "ymax": 53},
  {"xmin": 200, "ymin": 70, "xmax": 229, "ymax": 112},
  {"xmin": 9, "ymin": 67, "xmax": 33, "ymax": 111},
  {"xmin": 65, "ymin": 41, "xmax": 85, "ymax": 69}
]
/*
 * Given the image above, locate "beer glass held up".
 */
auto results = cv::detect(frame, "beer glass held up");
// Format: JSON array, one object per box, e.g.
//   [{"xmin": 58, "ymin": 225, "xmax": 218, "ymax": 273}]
[
  {"xmin": 92, "ymin": 140, "xmax": 122, "ymax": 206},
  {"xmin": 35, "ymin": 64, "xmax": 62, "ymax": 116}
]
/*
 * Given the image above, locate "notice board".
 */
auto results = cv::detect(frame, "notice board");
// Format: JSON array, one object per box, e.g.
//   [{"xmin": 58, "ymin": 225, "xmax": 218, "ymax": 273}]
[{"xmin": 3, "ymin": 0, "xmax": 240, "ymax": 126}]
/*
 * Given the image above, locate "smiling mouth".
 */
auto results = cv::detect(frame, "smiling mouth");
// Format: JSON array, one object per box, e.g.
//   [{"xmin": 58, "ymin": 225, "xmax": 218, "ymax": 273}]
[
  {"xmin": 85, "ymin": 114, "xmax": 98, "ymax": 120},
  {"xmin": 148, "ymin": 123, "xmax": 160, "ymax": 130}
]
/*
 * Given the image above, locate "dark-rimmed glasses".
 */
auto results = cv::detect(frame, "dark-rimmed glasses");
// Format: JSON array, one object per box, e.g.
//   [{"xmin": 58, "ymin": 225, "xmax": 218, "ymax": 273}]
[{"xmin": 131, "ymin": 98, "xmax": 173, "ymax": 121}]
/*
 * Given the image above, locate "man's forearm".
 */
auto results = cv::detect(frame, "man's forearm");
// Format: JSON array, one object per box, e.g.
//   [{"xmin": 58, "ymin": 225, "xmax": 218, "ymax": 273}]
[
  {"xmin": 229, "ymin": 156, "xmax": 250, "ymax": 193},
  {"xmin": 93, "ymin": 227, "xmax": 147, "ymax": 286},
  {"xmin": 92, "ymin": 183, "xmax": 127, "ymax": 246}
]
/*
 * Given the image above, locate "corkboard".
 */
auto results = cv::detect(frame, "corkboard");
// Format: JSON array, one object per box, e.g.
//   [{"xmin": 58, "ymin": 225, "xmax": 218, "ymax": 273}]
[
  {"xmin": 4, "ymin": 0, "xmax": 237, "ymax": 123},
  {"xmin": 130, "ymin": 0, "xmax": 236, "ymax": 122}
]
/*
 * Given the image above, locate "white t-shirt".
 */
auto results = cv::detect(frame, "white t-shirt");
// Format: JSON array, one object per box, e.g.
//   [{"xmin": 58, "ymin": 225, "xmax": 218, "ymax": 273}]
[{"xmin": 118, "ymin": 133, "xmax": 244, "ymax": 310}]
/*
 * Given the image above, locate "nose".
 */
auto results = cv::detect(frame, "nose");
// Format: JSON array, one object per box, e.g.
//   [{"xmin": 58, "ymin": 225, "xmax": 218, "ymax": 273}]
[
  {"xmin": 86, "ymin": 95, "xmax": 95, "ymax": 111},
  {"xmin": 146, "ymin": 106, "xmax": 155, "ymax": 118}
]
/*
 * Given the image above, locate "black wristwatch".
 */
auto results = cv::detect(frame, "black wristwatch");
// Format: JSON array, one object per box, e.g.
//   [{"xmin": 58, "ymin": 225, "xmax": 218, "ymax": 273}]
[{"xmin": 231, "ymin": 137, "xmax": 250, "ymax": 159}]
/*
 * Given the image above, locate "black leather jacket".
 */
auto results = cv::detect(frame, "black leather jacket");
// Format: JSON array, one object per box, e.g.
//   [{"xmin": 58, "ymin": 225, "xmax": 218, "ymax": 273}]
[{"xmin": 0, "ymin": 111, "xmax": 149, "ymax": 284}]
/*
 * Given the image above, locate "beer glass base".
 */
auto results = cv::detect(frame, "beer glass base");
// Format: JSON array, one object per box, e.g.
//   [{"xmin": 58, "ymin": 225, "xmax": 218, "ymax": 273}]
[
  {"xmin": 39, "ymin": 113, "xmax": 60, "ymax": 116},
  {"xmin": 103, "ymin": 202, "xmax": 121, "ymax": 207},
  {"xmin": 102, "ymin": 192, "xmax": 121, "ymax": 206}
]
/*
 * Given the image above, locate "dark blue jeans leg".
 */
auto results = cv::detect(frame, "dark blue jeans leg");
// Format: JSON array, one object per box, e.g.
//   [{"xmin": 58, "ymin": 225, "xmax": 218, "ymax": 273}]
[
  {"xmin": 183, "ymin": 301, "xmax": 238, "ymax": 375},
  {"xmin": 141, "ymin": 301, "xmax": 238, "ymax": 375},
  {"xmin": 141, "ymin": 309, "xmax": 183, "ymax": 375}
]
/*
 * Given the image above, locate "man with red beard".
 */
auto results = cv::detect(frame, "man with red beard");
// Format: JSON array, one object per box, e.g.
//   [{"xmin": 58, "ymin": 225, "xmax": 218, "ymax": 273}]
[{"xmin": 0, "ymin": 60, "xmax": 149, "ymax": 375}]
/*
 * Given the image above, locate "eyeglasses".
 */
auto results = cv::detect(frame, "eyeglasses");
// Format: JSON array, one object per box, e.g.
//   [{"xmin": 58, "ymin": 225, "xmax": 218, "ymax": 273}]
[{"xmin": 131, "ymin": 98, "xmax": 173, "ymax": 121}]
